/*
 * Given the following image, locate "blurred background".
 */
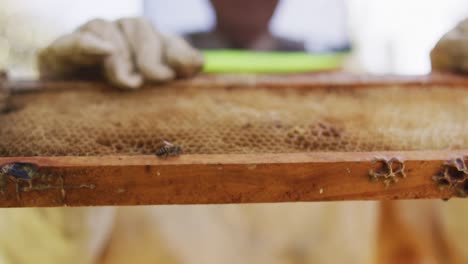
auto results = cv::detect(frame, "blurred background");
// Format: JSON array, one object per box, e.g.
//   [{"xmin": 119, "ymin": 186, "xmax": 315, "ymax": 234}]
[
  {"xmin": 2, "ymin": 1, "xmax": 468, "ymax": 263},
  {"xmin": 1, "ymin": 0, "xmax": 468, "ymax": 77}
]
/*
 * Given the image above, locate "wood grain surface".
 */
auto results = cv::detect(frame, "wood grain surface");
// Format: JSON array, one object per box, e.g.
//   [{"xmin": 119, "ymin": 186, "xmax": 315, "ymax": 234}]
[{"xmin": 0, "ymin": 151, "xmax": 463, "ymax": 207}]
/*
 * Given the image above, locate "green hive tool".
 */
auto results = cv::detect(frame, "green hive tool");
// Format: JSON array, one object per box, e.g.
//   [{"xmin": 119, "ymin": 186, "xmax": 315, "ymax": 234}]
[{"xmin": 202, "ymin": 50, "xmax": 348, "ymax": 73}]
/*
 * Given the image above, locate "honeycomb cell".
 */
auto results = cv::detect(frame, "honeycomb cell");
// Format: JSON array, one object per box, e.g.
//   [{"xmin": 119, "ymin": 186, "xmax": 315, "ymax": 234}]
[{"xmin": 0, "ymin": 83, "xmax": 467, "ymax": 156}]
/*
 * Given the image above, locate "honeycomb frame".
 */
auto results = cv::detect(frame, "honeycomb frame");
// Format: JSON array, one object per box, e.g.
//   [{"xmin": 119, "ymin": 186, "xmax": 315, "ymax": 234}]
[{"xmin": 1, "ymin": 73, "xmax": 468, "ymax": 157}]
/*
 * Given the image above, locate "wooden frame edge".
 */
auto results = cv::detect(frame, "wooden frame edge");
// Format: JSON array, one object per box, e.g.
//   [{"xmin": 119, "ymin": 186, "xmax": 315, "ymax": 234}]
[{"xmin": 0, "ymin": 150, "xmax": 465, "ymax": 207}]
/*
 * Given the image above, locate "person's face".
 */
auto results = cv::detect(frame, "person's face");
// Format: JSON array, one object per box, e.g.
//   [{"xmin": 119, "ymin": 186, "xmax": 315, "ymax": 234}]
[{"xmin": 210, "ymin": 0, "xmax": 279, "ymax": 33}]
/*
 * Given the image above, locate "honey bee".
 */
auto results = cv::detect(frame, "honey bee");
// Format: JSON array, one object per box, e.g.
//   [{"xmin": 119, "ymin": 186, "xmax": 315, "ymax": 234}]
[
  {"xmin": 0, "ymin": 162, "xmax": 38, "ymax": 192},
  {"xmin": 1, "ymin": 162, "xmax": 37, "ymax": 181},
  {"xmin": 155, "ymin": 140, "xmax": 182, "ymax": 159}
]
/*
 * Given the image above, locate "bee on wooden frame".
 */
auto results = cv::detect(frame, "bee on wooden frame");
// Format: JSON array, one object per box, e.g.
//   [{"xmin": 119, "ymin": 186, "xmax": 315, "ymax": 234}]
[
  {"xmin": 0, "ymin": 162, "xmax": 38, "ymax": 192},
  {"xmin": 155, "ymin": 140, "xmax": 182, "ymax": 159}
]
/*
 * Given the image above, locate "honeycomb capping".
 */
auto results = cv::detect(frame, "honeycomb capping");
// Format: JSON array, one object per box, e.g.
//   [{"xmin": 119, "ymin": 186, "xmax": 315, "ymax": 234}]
[
  {"xmin": 433, "ymin": 156, "xmax": 468, "ymax": 197},
  {"xmin": 369, "ymin": 157, "xmax": 406, "ymax": 187}
]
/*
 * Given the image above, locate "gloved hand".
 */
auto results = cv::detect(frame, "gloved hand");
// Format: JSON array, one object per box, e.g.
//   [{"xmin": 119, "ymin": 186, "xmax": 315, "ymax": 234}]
[
  {"xmin": 431, "ymin": 18, "xmax": 468, "ymax": 74},
  {"xmin": 37, "ymin": 18, "xmax": 204, "ymax": 89}
]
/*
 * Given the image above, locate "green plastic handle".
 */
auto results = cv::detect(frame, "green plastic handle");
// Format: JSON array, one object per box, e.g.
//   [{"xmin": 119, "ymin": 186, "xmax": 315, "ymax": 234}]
[{"xmin": 202, "ymin": 50, "xmax": 348, "ymax": 73}]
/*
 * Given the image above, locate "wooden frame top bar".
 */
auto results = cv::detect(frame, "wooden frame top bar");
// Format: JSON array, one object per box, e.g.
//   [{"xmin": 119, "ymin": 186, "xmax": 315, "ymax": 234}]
[{"xmin": 7, "ymin": 72, "xmax": 468, "ymax": 92}]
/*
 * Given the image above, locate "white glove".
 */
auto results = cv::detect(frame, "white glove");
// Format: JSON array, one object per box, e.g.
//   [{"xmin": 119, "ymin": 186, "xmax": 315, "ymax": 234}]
[
  {"xmin": 431, "ymin": 18, "xmax": 468, "ymax": 74},
  {"xmin": 37, "ymin": 18, "xmax": 204, "ymax": 89}
]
